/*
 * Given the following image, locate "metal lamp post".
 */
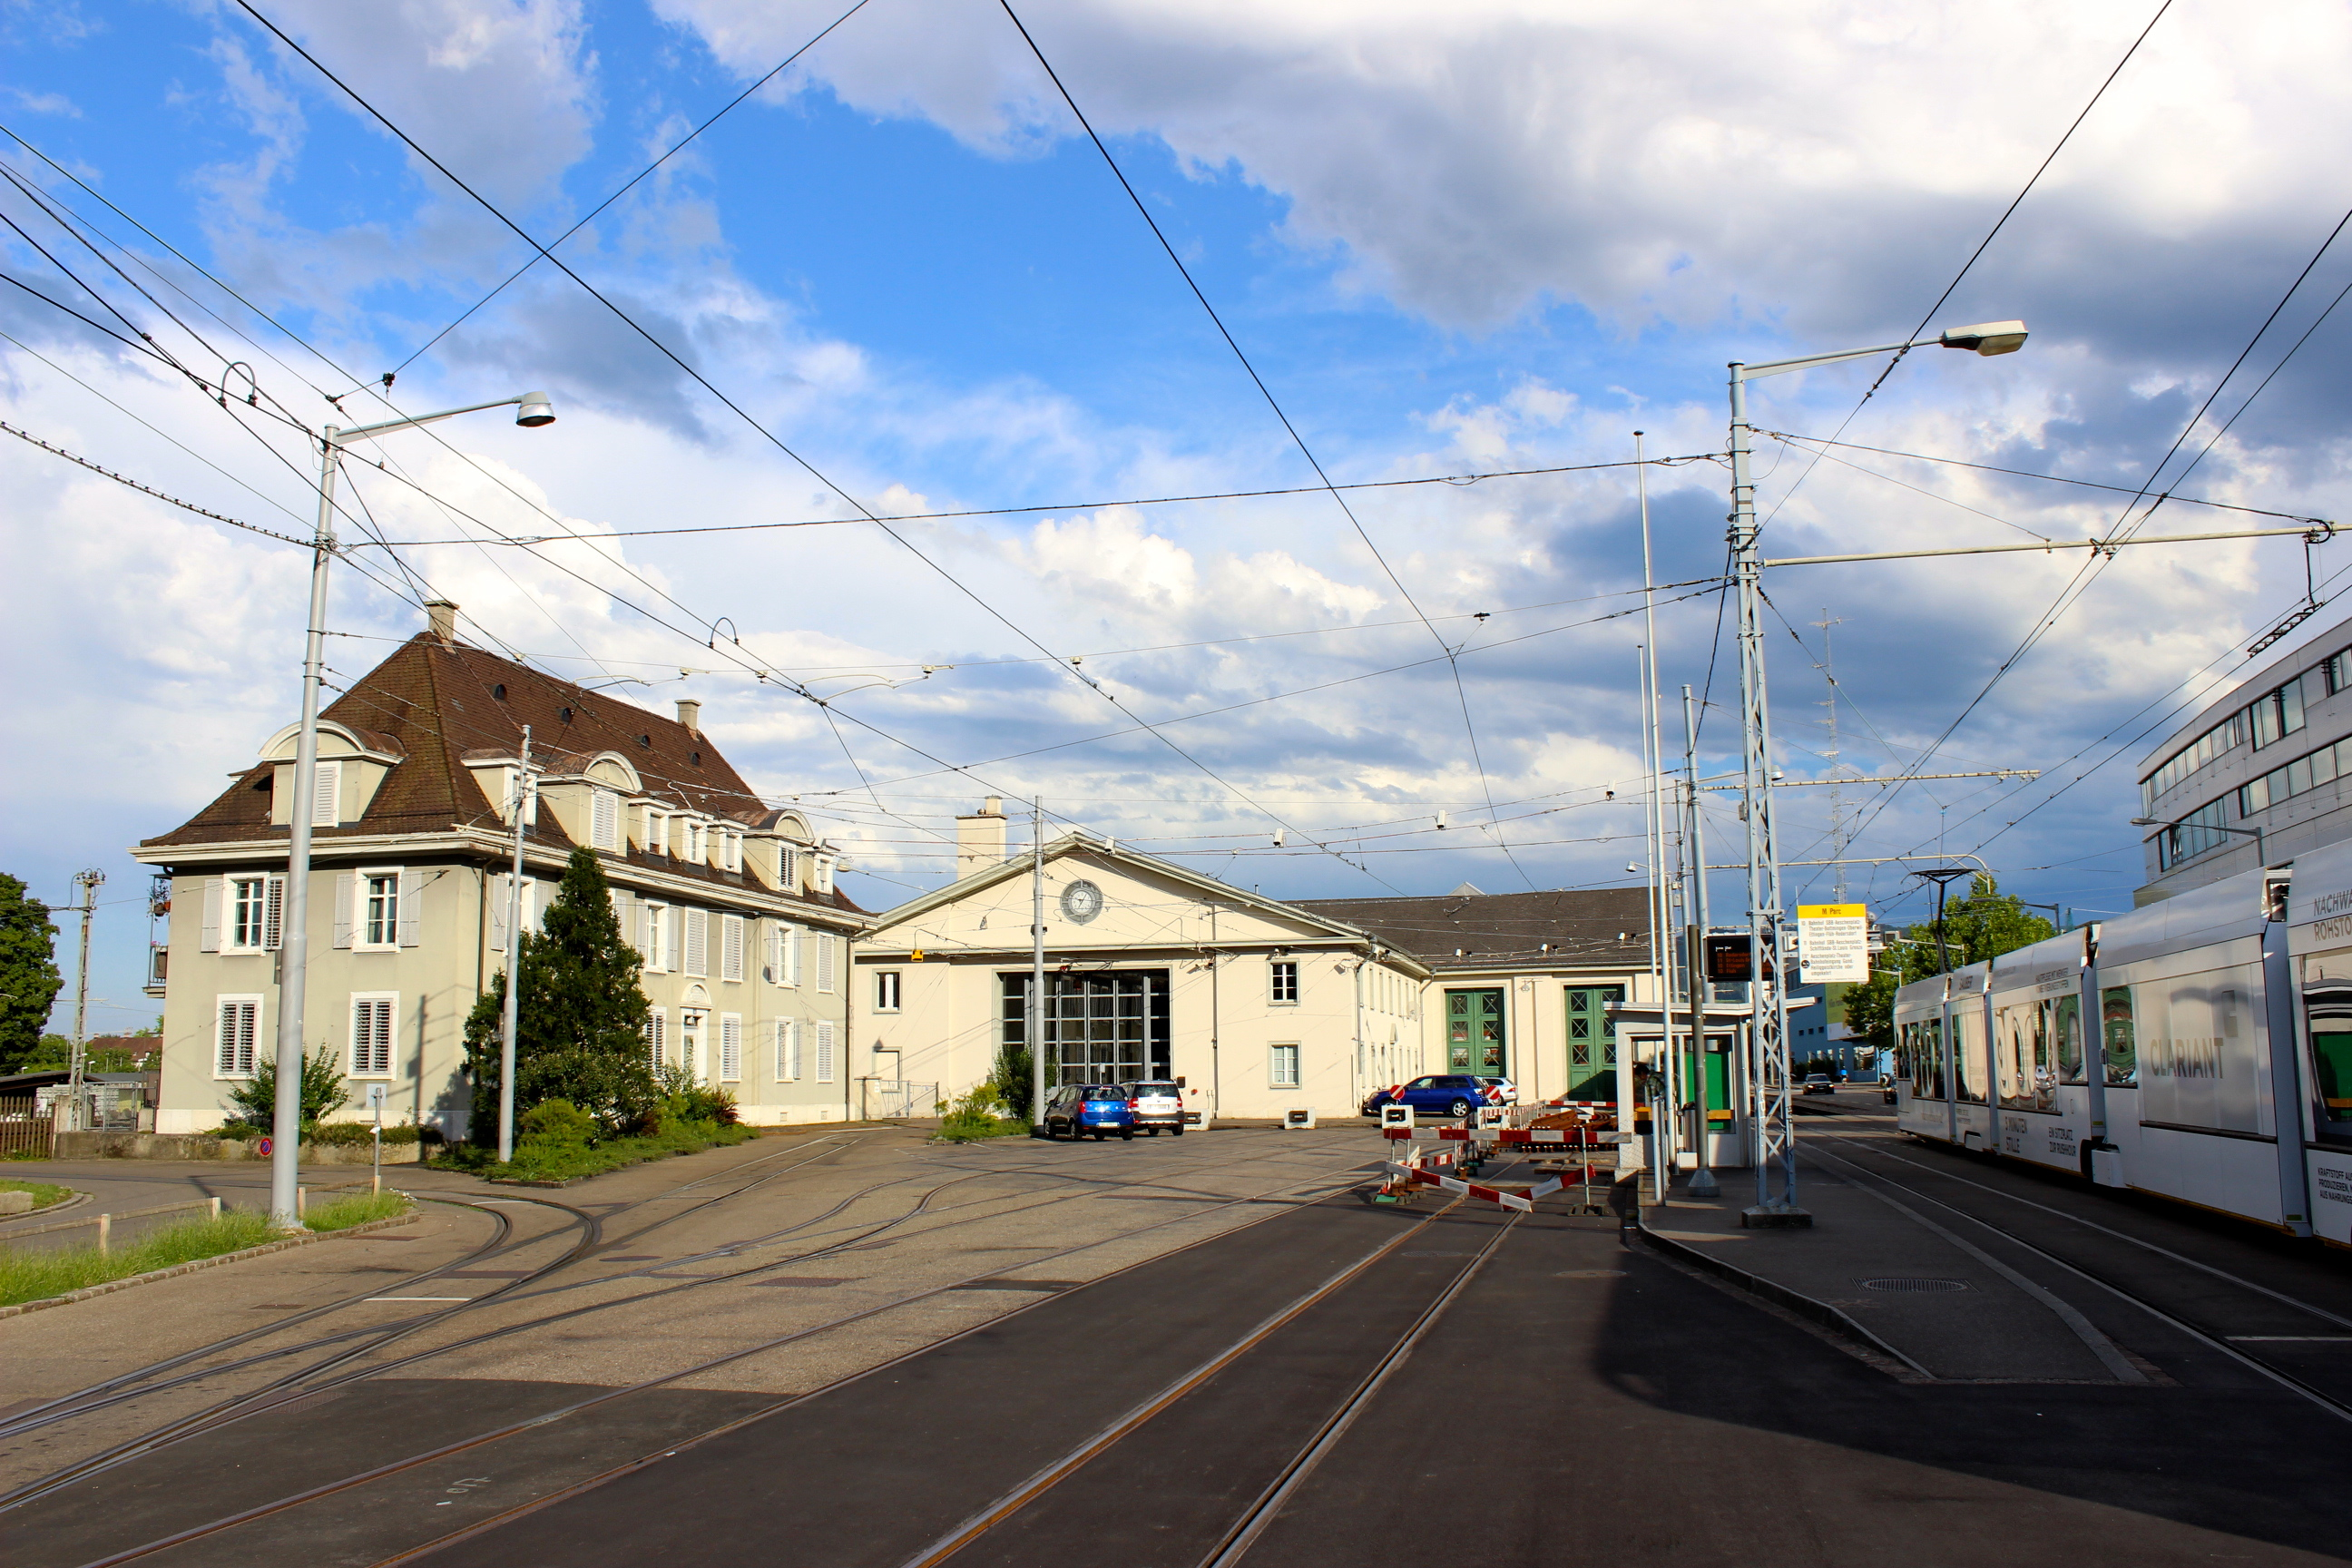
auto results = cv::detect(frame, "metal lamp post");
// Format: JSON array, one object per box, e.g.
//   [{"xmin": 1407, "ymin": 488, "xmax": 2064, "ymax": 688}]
[
  {"xmin": 271, "ymin": 391, "xmax": 555, "ymax": 1230},
  {"xmin": 1726, "ymin": 322, "xmax": 2024, "ymax": 1225}
]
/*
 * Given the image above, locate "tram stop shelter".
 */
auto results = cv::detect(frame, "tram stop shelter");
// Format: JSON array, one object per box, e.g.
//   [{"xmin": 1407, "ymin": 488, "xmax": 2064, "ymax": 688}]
[{"xmin": 1602, "ymin": 998, "xmax": 1814, "ymax": 1172}]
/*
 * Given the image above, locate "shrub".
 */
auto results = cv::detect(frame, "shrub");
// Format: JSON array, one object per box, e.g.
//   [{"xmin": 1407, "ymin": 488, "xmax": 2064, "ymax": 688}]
[
  {"xmin": 227, "ymin": 1046, "xmax": 349, "ymax": 1130},
  {"xmin": 937, "ymin": 1082, "xmax": 1024, "ymax": 1143}
]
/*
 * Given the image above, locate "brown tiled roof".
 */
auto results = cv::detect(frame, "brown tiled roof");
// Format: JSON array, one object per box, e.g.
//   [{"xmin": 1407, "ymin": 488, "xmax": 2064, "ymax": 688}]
[
  {"xmin": 1291, "ymin": 887, "xmax": 1653, "ymax": 969},
  {"xmin": 137, "ymin": 633, "xmax": 866, "ymax": 916}
]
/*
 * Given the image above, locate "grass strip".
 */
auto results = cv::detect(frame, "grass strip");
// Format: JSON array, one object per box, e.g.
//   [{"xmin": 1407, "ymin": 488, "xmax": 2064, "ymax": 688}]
[
  {"xmin": 0, "ymin": 1178, "xmax": 72, "ymax": 1210},
  {"xmin": 0, "ymin": 1195, "xmax": 418, "ymax": 1307},
  {"xmin": 302, "ymin": 1191, "xmax": 412, "ymax": 1231},
  {"xmin": 432, "ymin": 1119, "xmax": 758, "ymax": 1183}
]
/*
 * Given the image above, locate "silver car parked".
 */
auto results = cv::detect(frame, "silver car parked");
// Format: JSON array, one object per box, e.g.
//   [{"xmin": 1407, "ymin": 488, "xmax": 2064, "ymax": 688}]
[{"xmin": 1125, "ymin": 1080, "xmax": 1186, "ymax": 1135}]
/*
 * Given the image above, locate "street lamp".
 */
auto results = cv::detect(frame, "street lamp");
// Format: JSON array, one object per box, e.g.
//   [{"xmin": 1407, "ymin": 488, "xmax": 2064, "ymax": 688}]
[
  {"xmin": 1726, "ymin": 321, "xmax": 2024, "ymax": 1227},
  {"xmin": 2131, "ymin": 816, "xmax": 2265, "ymax": 872},
  {"xmin": 270, "ymin": 391, "xmax": 555, "ymax": 1230}
]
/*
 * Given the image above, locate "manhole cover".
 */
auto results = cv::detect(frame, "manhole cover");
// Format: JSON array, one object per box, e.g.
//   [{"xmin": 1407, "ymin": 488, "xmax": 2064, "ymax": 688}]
[{"xmin": 1857, "ymin": 1277, "xmax": 1973, "ymax": 1293}]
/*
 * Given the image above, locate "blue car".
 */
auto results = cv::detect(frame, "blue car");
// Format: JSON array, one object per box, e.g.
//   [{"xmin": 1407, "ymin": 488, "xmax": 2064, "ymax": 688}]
[
  {"xmin": 1360, "ymin": 1073, "xmax": 1489, "ymax": 1121},
  {"xmin": 1044, "ymin": 1083, "xmax": 1136, "ymax": 1141}
]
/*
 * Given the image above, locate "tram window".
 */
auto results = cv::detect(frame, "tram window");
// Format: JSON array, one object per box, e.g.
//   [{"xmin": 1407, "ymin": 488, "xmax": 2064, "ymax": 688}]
[
  {"xmin": 2101, "ymin": 987, "xmax": 2137, "ymax": 1086},
  {"xmin": 2053, "ymin": 995, "xmax": 2085, "ymax": 1085},
  {"xmin": 2305, "ymin": 986, "xmax": 2352, "ymax": 1138},
  {"xmin": 1995, "ymin": 1002, "xmax": 2044, "ymax": 1112},
  {"xmin": 1953, "ymin": 1010, "xmax": 1989, "ymax": 1103}
]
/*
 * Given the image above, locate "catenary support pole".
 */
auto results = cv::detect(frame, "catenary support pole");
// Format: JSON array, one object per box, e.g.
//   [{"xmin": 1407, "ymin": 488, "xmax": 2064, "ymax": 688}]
[
  {"xmin": 497, "ymin": 726, "xmax": 533, "ymax": 1164},
  {"xmin": 1032, "ymin": 796, "xmax": 1046, "ymax": 1129},
  {"xmin": 272, "ymin": 427, "xmax": 339, "ymax": 1231},
  {"xmin": 1727, "ymin": 364, "xmax": 1802, "ymax": 1221},
  {"xmin": 1638, "ymin": 431, "xmax": 1679, "ymax": 1193}
]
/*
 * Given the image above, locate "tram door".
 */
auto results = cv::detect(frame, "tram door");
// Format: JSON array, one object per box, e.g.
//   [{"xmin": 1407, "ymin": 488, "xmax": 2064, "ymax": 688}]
[{"xmin": 1446, "ymin": 989, "xmax": 1507, "ymax": 1079}]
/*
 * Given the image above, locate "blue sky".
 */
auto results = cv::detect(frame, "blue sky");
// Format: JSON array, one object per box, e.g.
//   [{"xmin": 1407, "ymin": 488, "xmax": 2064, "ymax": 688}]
[{"xmin": 10, "ymin": 0, "xmax": 2352, "ymax": 1030}]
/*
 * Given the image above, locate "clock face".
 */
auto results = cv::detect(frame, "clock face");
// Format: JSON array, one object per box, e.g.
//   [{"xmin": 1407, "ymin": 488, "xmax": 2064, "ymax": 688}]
[{"xmin": 1059, "ymin": 879, "xmax": 1105, "ymax": 925}]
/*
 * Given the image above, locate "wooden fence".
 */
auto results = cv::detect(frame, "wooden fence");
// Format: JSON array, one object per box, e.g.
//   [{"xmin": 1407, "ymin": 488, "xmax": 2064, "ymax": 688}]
[{"xmin": 0, "ymin": 1094, "xmax": 52, "ymax": 1159}]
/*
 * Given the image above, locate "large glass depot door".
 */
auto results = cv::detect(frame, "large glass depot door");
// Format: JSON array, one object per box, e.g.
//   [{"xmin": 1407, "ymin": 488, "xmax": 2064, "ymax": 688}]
[{"xmin": 1446, "ymin": 988, "xmax": 1506, "ymax": 1078}]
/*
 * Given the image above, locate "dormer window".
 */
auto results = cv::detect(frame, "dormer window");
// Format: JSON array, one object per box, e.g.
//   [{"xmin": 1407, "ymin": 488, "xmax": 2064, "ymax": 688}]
[
  {"xmin": 684, "ymin": 821, "xmax": 706, "ymax": 865},
  {"xmin": 778, "ymin": 846, "xmax": 799, "ymax": 891},
  {"xmin": 311, "ymin": 760, "xmax": 342, "ymax": 828},
  {"xmin": 814, "ymin": 855, "xmax": 835, "ymax": 896},
  {"xmin": 722, "ymin": 830, "xmax": 742, "ymax": 873}
]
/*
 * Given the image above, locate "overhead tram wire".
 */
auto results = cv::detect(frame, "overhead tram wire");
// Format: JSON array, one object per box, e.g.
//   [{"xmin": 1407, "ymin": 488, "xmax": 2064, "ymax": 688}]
[
  {"xmin": 224, "ymin": 5, "xmax": 1422, "ymax": 893},
  {"xmin": 992, "ymin": 0, "xmax": 1538, "ymax": 893},
  {"xmin": 388, "ymin": 0, "xmax": 877, "ymax": 377},
  {"xmin": 362, "ymin": 452, "xmax": 1722, "ymax": 546},
  {"xmin": 1834, "ymin": 191, "xmax": 2352, "ymax": 855},
  {"xmin": 0, "ymin": 416, "xmax": 313, "ymax": 548},
  {"xmin": 1752, "ymin": 0, "xmax": 2176, "ymax": 536}
]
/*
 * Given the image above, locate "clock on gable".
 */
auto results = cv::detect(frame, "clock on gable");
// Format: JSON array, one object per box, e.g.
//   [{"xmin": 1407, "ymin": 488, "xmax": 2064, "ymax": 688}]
[{"xmin": 1059, "ymin": 878, "xmax": 1105, "ymax": 925}]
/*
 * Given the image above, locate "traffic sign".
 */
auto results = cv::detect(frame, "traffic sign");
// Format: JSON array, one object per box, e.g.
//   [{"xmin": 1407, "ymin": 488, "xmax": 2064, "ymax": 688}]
[{"xmin": 1797, "ymin": 904, "xmax": 1870, "ymax": 984}]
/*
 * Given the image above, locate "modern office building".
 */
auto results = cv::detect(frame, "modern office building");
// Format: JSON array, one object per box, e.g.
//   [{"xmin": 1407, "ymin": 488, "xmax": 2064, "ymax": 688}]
[{"xmin": 2136, "ymin": 612, "xmax": 2352, "ymax": 902}]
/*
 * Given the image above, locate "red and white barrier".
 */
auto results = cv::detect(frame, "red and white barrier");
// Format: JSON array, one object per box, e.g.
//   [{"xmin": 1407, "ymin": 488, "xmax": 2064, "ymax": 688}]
[{"xmin": 1383, "ymin": 1161, "xmax": 1563, "ymax": 1212}]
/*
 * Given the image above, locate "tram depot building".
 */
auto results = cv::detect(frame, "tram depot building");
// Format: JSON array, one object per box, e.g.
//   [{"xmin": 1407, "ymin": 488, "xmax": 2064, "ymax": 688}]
[{"xmin": 130, "ymin": 604, "xmax": 1666, "ymax": 1139}]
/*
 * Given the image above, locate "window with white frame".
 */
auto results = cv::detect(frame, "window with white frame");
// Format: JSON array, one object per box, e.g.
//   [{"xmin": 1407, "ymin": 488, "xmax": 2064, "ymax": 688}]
[
  {"xmin": 491, "ymin": 875, "xmax": 536, "ymax": 954},
  {"xmin": 1269, "ymin": 960, "xmax": 1299, "ymax": 1005},
  {"xmin": 214, "ymin": 995, "xmax": 261, "ymax": 1078},
  {"xmin": 778, "ymin": 845, "xmax": 799, "ymax": 891},
  {"xmin": 723, "ymin": 830, "xmax": 742, "ymax": 873},
  {"xmin": 359, "ymin": 870, "xmax": 401, "ymax": 949},
  {"xmin": 350, "ymin": 994, "xmax": 396, "ymax": 1076},
  {"xmin": 720, "ymin": 914, "xmax": 745, "ymax": 983},
  {"xmin": 815, "ymin": 855, "xmax": 835, "ymax": 895},
  {"xmin": 684, "ymin": 821, "xmax": 706, "ymax": 865},
  {"xmin": 310, "ymin": 760, "xmax": 342, "ymax": 828},
  {"xmin": 875, "ymin": 971, "xmax": 902, "ymax": 1012},
  {"xmin": 719, "ymin": 1013, "xmax": 742, "ymax": 1082},
  {"xmin": 1269, "ymin": 1043, "xmax": 1301, "ymax": 1088},
  {"xmin": 816, "ymin": 933, "xmax": 836, "ymax": 994},
  {"xmin": 642, "ymin": 902, "xmax": 670, "ymax": 971},
  {"xmin": 647, "ymin": 808, "xmax": 670, "ymax": 855},
  {"xmin": 774, "ymin": 1018, "xmax": 801, "ymax": 1081},
  {"xmin": 644, "ymin": 1007, "xmax": 668, "ymax": 1066},
  {"xmin": 224, "ymin": 875, "xmax": 284, "ymax": 953},
  {"xmin": 682, "ymin": 907, "xmax": 709, "ymax": 977},
  {"xmin": 815, "ymin": 1021, "xmax": 837, "ymax": 1083},
  {"xmin": 591, "ymin": 789, "xmax": 620, "ymax": 851}
]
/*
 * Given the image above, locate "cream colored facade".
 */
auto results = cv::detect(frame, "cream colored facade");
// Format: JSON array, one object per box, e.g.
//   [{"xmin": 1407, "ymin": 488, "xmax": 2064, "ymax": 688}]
[
  {"xmin": 132, "ymin": 630, "xmax": 862, "ymax": 1137},
  {"xmin": 851, "ymin": 828, "xmax": 1430, "ymax": 1123}
]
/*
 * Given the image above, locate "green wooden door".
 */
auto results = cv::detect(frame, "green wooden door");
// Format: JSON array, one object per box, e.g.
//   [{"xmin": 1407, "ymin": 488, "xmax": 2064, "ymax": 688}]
[
  {"xmin": 1564, "ymin": 985, "xmax": 1623, "ymax": 1100},
  {"xmin": 1446, "ymin": 988, "xmax": 1506, "ymax": 1077}
]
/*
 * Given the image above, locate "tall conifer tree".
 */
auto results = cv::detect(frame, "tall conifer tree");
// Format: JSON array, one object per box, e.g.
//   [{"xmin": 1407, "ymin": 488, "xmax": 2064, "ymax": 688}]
[{"xmin": 464, "ymin": 848, "xmax": 657, "ymax": 1134}]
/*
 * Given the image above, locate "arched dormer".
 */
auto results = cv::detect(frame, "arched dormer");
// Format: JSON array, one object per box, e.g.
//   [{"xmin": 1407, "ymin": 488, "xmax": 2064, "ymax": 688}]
[{"xmin": 260, "ymin": 720, "xmax": 407, "ymax": 828}]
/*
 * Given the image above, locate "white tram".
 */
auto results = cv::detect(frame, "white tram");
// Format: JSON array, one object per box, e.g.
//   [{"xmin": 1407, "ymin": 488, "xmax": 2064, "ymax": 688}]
[{"xmin": 1892, "ymin": 856, "xmax": 2322, "ymax": 1237}]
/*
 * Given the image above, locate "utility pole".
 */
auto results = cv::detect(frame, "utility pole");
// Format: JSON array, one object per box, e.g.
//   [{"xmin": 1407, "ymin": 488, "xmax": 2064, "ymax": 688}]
[
  {"xmin": 497, "ymin": 727, "xmax": 534, "ymax": 1164},
  {"xmin": 1681, "ymin": 688, "xmax": 1720, "ymax": 1200},
  {"xmin": 66, "ymin": 867, "xmax": 103, "ymax": 1132},
  {"xmin": 1637, "ymin": 430, "xmax": 1679, "ymax": 1199},
  {"xmin": 1031, "ymin": 796, "xmax": 1047, "ymax": 1129}
]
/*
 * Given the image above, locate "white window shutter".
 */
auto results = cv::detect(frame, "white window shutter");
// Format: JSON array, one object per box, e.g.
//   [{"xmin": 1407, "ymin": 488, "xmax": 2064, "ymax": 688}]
[
  {"xmin": 593, "ymin": 789, "xmax": 619, "ymax": 850},
  {"xmin": 263, "ymin": 876, "xmax": 285, "ymax": 951},
  {"xmin": 763, "ymin": 924, "xmax": 779, "ymax": 984},
  {"xmin": 332, "ymin": 871, "xmax": 355, "ymax": 949},
  {"xmin": 491, "ymin": 874, "xmax": 512, "ymax": 954},
  {"xmin": 684, "ymin": 908, "xmax": 707, "ymax": 977},
  {"xmin": 816, "ymin": 1021, "xmax": 836, "ymax": 1083},
  {"xmin": 200, "ymin": 877, "xmax": 221, "ymax": 953},
  {"xmin": 722, "ymin": 915, "xmax": 744, "ymax": 983},
  {"xmin": 720, "ymin": 1014, "xmax": 741, "ymax": 1081},
  {"xmin": 397, "ymin": 867, "xmax": 422, "ymax": 946},
  {"xmin": 786, "ymin": 926, "xmax": 803, "ymax": 986},
  {"xmin": 667, "ymin": 906, "xmax": 682, "ymax": 972},
  {"xmin": 779, "ymin": 846, "xmax": 797, "ymax": 891},
  {"xmin": 312, "ymin": 760, "xmax": 341, "ymax": 827},
  {"xmin": 816, "ymin": 934, "xmax": 836, "ymax": 994},
  {"xmin": 646, "ymin": 1007, "xmax": 666, "ymax": 1065}
]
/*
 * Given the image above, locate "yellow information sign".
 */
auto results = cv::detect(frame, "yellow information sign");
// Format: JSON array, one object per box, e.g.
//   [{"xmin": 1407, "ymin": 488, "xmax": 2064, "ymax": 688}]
[{"xmin": 1795, "ymin": 904, "xmax": 1869, "ymax": 985}]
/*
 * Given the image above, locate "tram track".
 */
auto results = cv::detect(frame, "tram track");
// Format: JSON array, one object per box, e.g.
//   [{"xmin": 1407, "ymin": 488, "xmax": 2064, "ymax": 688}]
[
  {"xmin": 1808, "ymin": 1129, "xmax": 2352, "ymax": 1423},
  {"xmin": 0, "ymin": 1132, "xmax": 871, "ymax": 1456},
  {"xmin": 47, "ymin": 1143, "xmax": 1392, "ymax": 1568}
]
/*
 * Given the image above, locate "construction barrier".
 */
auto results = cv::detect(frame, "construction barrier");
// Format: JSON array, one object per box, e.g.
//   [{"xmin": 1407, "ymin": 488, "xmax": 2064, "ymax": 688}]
[{"xmin": 1382, "ymin": 1161, "xmax": 1563, "ymax": 1212}]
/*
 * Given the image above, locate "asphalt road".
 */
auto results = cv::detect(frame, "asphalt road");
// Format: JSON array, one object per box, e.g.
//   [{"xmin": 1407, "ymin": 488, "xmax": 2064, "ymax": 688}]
[{"xmin": 11, "ymin": 1118, "xmax": 2352, "ymax": 1567}]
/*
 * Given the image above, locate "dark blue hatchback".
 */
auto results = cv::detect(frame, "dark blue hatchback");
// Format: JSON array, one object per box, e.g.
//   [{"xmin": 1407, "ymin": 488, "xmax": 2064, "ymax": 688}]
[
  {"xmin": 1360, "ymin": 1074, "xmax": 1488, "ymax": 1121},
  {"xmin": 1044, "ymin": 1083, "xmax": 1137, "ymax": 1141}
]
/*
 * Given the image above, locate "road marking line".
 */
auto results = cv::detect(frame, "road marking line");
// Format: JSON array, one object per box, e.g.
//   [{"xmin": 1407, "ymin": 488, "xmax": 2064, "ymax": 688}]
[{"xmin": 365, "ymin": 1297, "xmax": 472, "ymax": 1302}]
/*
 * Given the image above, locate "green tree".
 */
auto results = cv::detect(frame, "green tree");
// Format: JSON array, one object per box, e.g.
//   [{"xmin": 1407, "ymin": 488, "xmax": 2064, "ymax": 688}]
[
  {"xmin": 1842, "ymin": 875, "xmax": 2057, "ymax": 1049},
  {"xmin": 0, "ymin": 875, "xmax": 63, "ymax": 1073},
  {"xmin": 461, "ymin": 848, "xmax": 657, "ymax": 1137},
  {"xmin": 994, "ymin": 1039, "xmax": 1034, "ymax": 1122},
  {"xmin": 228, "ymin": 1046, "xmax": 351, "ymax": 1128}
]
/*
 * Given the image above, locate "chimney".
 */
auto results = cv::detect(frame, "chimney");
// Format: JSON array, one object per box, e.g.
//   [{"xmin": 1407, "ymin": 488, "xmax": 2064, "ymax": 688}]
[
  {"xmin": 955, "ymin": 798, "xmax": 1008, "ymax": 878},
  {"xmin": 425, "ymin": 600, "xmax": 458, "ymax": 645},
  {"xmin": 676, "ymin": 698, "xmax": 701, "ymax": 734}
]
